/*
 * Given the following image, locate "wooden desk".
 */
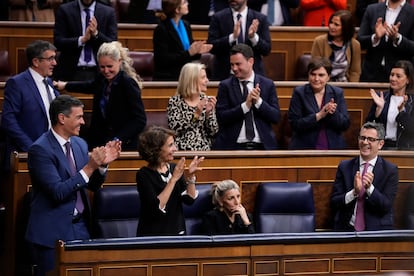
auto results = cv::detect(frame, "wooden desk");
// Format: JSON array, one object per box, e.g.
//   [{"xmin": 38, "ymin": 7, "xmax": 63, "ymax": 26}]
[
  {"xmin": 3, "ymin": 150, "xmax": 414, "ymax": 275},
  {"xmin": 52, "ymin": 231, "xmax": 414, "ymax": 276}
]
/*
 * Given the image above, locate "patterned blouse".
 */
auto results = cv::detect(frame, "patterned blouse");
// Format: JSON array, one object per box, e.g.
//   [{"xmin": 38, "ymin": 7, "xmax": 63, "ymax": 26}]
[{"xmin": 167, "ymin": 95, "xmax": 219, "ymax": 150}]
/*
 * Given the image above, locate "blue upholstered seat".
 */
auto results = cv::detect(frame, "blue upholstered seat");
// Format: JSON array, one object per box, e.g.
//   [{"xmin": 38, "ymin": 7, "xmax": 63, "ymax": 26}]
[
  {"xmin": 92, "ymin": 185, "xmax": 140, "ymax": 238},
  {"xmin": 254, "ymin": 182, "xmax": 315, "ymax": 233},
  {"xmin": 183, "ymin": 184, "xmax": 214, "ymax": 235}
]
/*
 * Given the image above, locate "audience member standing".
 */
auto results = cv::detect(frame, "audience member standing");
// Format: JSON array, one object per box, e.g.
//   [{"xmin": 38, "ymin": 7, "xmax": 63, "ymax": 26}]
[
  {"xmin": 357, "ymin": 0, "xmax": 414, "ymax": 82},
  {"xmin": 126, "ymin": 0, "xmax": 158, "ymax": 23},
  {"xmin": 366, "ymin": 60, "xmax": 414, "ymax": 149},
  {"xmin": 2, "ymin": 40, "xmax": 59, "ymax": 154},
  {"xmin": 300, "ymin": 0, "xmax": 347, "ymax": 26},
  {"xmin": 167, "ymin": 63, "xmax": 219, "ymax": 150},
  {"xmin": 331, "ymin": 122, "xmax": 398, "ymax": 231},
  {"xmin": 53, "ymin": 0, "xmax": 117, "ymax": 81},
  {"xmin": 201, "ymin": 179, "xmax": 255, "ymax": 235},
  {"xmin": 213, "ymin": 44, "xmax": 280, "ymax": 150},
  {"xmin": 152, "ymin": 0, "xmax": 212, "ymax": 81},
  {"xmin": 25, "ymin": 95, "xmax": 121, "ymax": 276},
  {"xmin": 355, "ymin": 0, "xmax": 382, "ymax": 26},
  {"xmin": 288, "ymin": 57, "xmax": 350, "ymax": 149},
  {"xmin": 54, "ymin": 41, "xmax": 146, "ymax": 151},
  {"xmin": 8, "ymin": 0, "xmax": 61, "ymax": 21},
  {"xmin": 311, "ymin": 10, "xmax": 361, "ymax": 82},
  {"xmin": 260, "ymin": 0, "xmax": 300, "ymax": 26},
  {"xmin": 136, "ymin": 126, "xmax": 204, "ymax": 236},
  {"xmin": 207, "ymin": 0, "xmax": 271, "ymax": 81}
]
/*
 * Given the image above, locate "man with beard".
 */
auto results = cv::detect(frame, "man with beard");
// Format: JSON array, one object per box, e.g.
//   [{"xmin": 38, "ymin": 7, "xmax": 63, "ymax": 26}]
[
  {"xmin": 357, "ymin": 0, "xmax": 414, "ymax": 82},
  {"xmin": 207, "ymin": 0, "xmax": 271, "ymax": 80},
  {"xmin": 330, "ymin": 122, "xmax": 399, "ymax": 231},
  {"xmin": 53, "ymin": 0, "xmax": 117, "ymax": 81}
]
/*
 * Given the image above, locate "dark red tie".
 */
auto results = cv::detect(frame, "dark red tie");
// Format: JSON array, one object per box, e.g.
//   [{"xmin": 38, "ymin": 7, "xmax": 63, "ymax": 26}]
[
  {"xmin": 355, "ymin": 162, "xmax": 369, "ymax": 231},
  {"xmin": 65, "ymin": 142, "xmax": 84, "ymax": 214}
]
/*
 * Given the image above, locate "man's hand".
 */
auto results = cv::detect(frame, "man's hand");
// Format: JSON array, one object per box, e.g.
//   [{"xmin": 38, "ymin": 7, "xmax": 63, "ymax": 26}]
[{"xmin": 248, "ymin": 19, "xmax": 259, "ymax": 39}]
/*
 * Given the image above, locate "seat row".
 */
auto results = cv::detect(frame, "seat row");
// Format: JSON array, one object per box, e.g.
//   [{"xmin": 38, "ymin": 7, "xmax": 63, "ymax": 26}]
[{"xmin": 92, "ymin": 182, "xmax": 316, "ymax": 238}]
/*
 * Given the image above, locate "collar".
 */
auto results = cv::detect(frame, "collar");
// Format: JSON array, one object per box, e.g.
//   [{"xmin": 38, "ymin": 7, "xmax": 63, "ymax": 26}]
[
  {"xmin": 51, "ymin": 128, "xmax": 71, "ymax": 149},
  {"xmin": 232, "ymin": 7, "xmax": 248, "ymax": 19},
  {"xmin": 359, "ymin": 155, "xmax": 378, "ymax": 168},
  {"xmin": 386, "ymin": 0, "xmax": 406, "ymax": 8},
  {"xmin": 28, "ymin": 67, "xmax": 47, "ymax": 84},
  {"xmin": 79, "ymin": 0, "xmax": 96, "ymax": 12},
  {"xmin": 239, "ymin": 72, "xmax": 255, "ymax": 84}
]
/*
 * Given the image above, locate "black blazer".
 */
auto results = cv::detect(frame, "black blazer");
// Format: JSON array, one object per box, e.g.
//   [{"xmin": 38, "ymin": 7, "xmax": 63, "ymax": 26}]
[
  {"xmin": 357, "ymin": 2, "xmax": 414, "ymax": 82},
  {"xmin": 366, "ymin": 91, "xmax": 414, "ymax": 149},
  {"xmin": 213, "ymin": 74, "xmax": 280, "ymax": 150},
  {"xmin": 53, "ymin": 0, "xmax": 118, "ymax": 80},
  {"xmin": 153, "ymin": 19, "xmax": 200, "ymax": 80},
  {"xmin": 207, "ymin": 7, "xmax": 271, "ymax": 80},
  {"xmin": 65, "ymin": 71, "xmax": 146, "ymax": 150}
]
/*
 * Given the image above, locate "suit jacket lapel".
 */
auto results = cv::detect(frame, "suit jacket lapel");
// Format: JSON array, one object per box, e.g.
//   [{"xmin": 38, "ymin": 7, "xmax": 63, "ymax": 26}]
[
  {"xmin": 232, "ymin": 76, "xmax": 244, "ymax": 102},
  {"xmin": 25, "ymin": 70, "xmax": 48, "ymax": 117}
]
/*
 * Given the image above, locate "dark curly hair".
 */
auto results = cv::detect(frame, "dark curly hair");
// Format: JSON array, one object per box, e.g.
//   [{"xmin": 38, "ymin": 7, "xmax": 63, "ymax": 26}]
[{"xmin": 137, "ymin": 126, "xmax": 176, "ymax": 167}]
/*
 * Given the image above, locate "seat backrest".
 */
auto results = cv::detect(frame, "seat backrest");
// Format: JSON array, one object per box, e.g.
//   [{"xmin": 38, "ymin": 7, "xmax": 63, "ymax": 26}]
[
  {"xmin": 295, "ymin": 54, "xmax": 312, "ymax": 81},
  {"xmin": 254, "ymin": 182, "xmax": 315, "ymax": 233},
  {"xmin": 0, "ymin": 50, "xmax": 11, "ymax": 81},
  {"xmin": 199, "ymin": 52, "xmax": 215, "ymax": 79},
  {"xmin": 183, "ymin": 184, "xmax": 214, "ymax": 235},
  {"xmin": 146, "ymin": 111, "xmax": 168, "ymax": 129},
  {"xmin": 92, "ymin": 185, "xmax": 140, "ymax": 238},
  {"xmin": 128, "ymin": 51, "xmax": 154, "ymax": 81},
  {"xmin": 404, "ymin": 184, "xmax": 414, "ymax": 229}
]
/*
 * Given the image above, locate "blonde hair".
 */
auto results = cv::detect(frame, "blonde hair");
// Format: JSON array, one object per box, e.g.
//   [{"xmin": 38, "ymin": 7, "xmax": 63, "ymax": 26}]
[
  {"xmin": 97, "ymin": 41, "xmax": 143, "ymax": 89},
  {"xmin": 176, "ymin": 63, "xmax": 206, "ymax": 98},
  {"xmin": 211, "ymin": 179, "xmax": 240, "ymax": 207}
]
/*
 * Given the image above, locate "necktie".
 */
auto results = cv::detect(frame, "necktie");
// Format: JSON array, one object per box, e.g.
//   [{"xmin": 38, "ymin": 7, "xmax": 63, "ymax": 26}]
[
  {"xmin": 355, "ymin": 162, "xmax": 369, "ymax": 231},
  {"xmin": 43, "ymin": 78, "xmax": 53, "ymax": 103},
  {"xmin": 65, "ymin": 142, "xmax": 84, "ymax": 214},
  {"xmin": 237, "ymin": 13, "xmax": 243, "ymax": 44},
  {"xmin": 84, "ymin": 8, "xmax": 92, "ymax": 63},
  {"xmin": 241, "ymin": 81, "xmax": 255, "ymax": 141},
  {"xmin": 267, "ymin": 0, "xmax": 275, "ymax": 25}
]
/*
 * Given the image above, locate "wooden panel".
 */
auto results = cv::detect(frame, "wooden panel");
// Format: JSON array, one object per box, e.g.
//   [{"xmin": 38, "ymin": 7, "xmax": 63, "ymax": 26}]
[
  {"xmin": 99, "ymin": 265, "xmax": 148, "ymax": 276},
  {"xmin": 0, "ymin": 23, "xmax": 328, "ymax": 80},
  {"xmin": 284, "ymin": 258, "xmax": 331, "ymax": 274}
]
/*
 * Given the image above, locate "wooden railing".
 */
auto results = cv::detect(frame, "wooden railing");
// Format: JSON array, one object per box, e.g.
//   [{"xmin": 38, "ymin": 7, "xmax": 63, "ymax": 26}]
[
  {"xmin": 0, "ymin": 22, "xmax": 329, "ymax": 81},
  {"xmin": 3, "ymin": 150, "xmax": 414, "ymax": 276},
  {"xmin": 52, "ymin": 231, "xmax": 414, "ymax": 276},
  {"xmin": 0, "ymin": 81, "xmax": 389, "ymax": 149}
]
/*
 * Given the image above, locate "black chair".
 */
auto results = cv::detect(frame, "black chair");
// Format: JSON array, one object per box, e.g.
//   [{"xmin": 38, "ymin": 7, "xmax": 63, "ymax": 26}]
[
  {"xmin": 92, "ymin": 185, "xmax": 140, "ymax": 238},
  {"xmin": 254, "ymin": 182, "xmax": 315, "ymax": 233},
  {"xmin": 183, "ymin": 184, "xmax": 214, "ymax": 235}
]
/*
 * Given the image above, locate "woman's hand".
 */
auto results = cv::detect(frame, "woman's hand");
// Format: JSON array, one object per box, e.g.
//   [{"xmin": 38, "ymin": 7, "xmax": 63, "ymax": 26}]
[
  {"xmin": 187, "ymin": 156, "xmax": 205, "ymax": 175},
  {"xmin": 232, "ymin": 204, "xmax": 251, "ymax": 226},
  {"xmin": 205, "ymin": 96, "xmax": 216, "ymax": 115}
]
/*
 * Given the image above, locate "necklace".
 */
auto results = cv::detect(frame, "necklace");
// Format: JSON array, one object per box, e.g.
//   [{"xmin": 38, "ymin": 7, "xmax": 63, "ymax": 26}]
[{"xmin": 159, "ymin": 163, "xmax": 172, "ymax": 183}]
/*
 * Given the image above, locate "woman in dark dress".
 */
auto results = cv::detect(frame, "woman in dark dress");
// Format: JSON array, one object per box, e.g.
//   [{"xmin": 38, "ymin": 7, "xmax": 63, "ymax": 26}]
[
  {"xmin": 201, "ymin": 179, "xmax": 255, "ymax": 235},
  {"xmin": 136, "ymin": 126, "xmax": 204, "ymax": 236}
]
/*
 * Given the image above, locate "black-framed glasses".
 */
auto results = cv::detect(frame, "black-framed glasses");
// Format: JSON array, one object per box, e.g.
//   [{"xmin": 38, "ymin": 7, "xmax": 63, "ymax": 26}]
[
  {"xmin": 37, "ymin": 55, "xmax": 56, "ymax": 62},
  {"xmin": 358, "ymin": 135, "xmax": 381, "ymax": 142}
]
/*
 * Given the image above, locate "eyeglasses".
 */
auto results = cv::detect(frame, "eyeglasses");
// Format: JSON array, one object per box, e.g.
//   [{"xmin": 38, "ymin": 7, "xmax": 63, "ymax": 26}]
[
  {"xmin": 37, "ymin": 55, "xmax": 56, "ymax": 62},
  {"xmin": 358, "ymin": 135, "xmax": 381, "ymax": 142}
]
